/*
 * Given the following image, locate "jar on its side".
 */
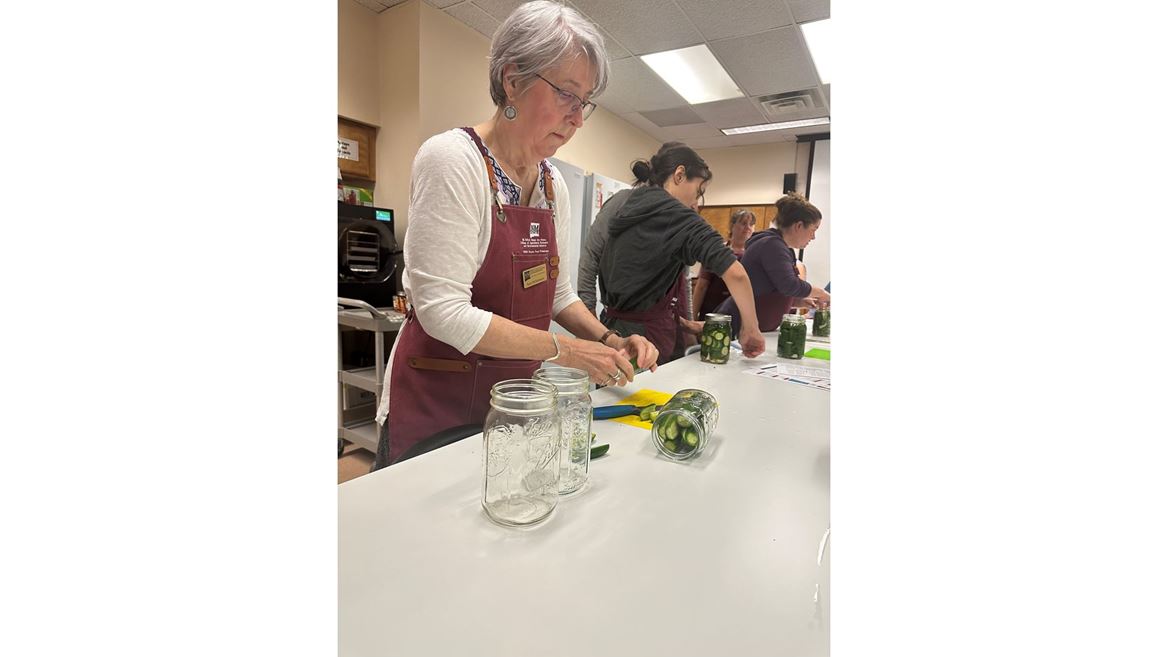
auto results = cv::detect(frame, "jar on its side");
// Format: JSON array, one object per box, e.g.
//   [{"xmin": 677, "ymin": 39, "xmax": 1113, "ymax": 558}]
[
  {"xmin": 701, "ymin": 314, "xmax": 732, "ymax": 364},
  {"xmin": 482, "ymin": 379, "xmax": 560, "ymax": 526},
  {"xmin": 533, "ymin": 366, "xmax": 592, "ymax": 495},
  {"xmin": 651, "ymin": 389, "xmax": 720, "ymax": 461},
  {"xmin": 812, "ymin": 308, "xmax": 830, "ymax": 337},
  {"xmin": 778, "ymin": 314, "xmax": 807, "ymax": 359}
]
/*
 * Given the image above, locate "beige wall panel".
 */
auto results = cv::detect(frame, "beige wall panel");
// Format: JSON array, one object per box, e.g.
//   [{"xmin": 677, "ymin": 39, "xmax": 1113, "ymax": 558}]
[{"xmin": 338, "ymin": 0, "xmax": 381, "ymax": 126}]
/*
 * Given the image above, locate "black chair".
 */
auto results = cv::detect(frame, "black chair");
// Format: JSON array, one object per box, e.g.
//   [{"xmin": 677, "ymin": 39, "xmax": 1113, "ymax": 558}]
[{"xmin": 394, "ymin": 423, "xmax": 482, "ymax": 464}]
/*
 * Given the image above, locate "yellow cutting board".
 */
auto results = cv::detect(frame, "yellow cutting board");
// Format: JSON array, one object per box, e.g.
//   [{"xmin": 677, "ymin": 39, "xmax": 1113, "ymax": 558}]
[{"xmin": 602, "ymin": 388, "xmax": 674, "ymax": 430}]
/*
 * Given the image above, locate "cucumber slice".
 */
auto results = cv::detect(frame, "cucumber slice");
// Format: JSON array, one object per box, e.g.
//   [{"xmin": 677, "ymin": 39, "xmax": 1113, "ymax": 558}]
[
  {"xmin": 684, "ymin": 430, "xmax": 699, "ymax": 447},
  {"xmin": 676, "ymin": 415, "xmax": 692, "ymax": 429},
  {"xmin": 713, "ymin": 331, "xmax": 724, "ymax": 340},
  {"xmin": 663, "ymin": 440, "xmax": 677, "ymax": 453},
  {"xmin": 590, "ymin": 443, "xmax": 609, "ymax": 459},
  {"xmin": 665, "ymin": 421, "xmax": 679, "ymax": 441}
]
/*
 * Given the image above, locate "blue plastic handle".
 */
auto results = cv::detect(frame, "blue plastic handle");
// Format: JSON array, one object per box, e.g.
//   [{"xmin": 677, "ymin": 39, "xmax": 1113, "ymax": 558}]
[{"xmin": 593, "ymin": 404, "xmax": 639, "ymax": 420}]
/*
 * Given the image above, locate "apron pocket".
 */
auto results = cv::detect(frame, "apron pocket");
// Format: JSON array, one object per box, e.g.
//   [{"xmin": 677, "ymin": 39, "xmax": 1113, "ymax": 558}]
[
  {"xmin": 467, "ymin": 359, "xmax": 540, "ymax": 423},
  {"xmin": 510, "ymin": 255, "xmax": 553, "ymax": 323}
]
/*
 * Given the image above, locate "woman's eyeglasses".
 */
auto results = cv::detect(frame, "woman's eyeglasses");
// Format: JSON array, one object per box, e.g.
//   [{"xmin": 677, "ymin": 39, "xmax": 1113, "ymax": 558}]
[{"xmin": 534, "ymin": 74, "xmax": 597, "ymax": 120}]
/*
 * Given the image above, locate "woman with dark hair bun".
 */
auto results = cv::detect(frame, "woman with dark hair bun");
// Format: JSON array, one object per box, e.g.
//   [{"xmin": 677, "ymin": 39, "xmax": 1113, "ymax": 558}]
[
  {"xmin": 715, "ymin": 192, "xmax": 831, "ymax": 336},
  {"xmin": 597, "ymin": 142, "xmax": 766, "ymax": 364}
]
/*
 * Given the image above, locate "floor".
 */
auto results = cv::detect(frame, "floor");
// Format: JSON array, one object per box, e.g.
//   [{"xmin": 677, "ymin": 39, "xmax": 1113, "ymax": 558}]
[{"xmin": 338, "ymin": 442, "xmax": 375, "ymax": 484}]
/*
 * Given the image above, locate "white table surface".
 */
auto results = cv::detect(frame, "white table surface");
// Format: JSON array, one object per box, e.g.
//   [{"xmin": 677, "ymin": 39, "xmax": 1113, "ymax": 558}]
[{"xmin": 339, "ymin": 333, "xmax": 831, "ymax": 657}]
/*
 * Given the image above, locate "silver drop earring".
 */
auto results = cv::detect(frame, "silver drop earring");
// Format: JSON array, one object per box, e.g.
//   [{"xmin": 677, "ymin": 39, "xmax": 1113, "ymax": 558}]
[{"xmin": 503, "ymin": 105, "xmax": 518, "ymax": 120}]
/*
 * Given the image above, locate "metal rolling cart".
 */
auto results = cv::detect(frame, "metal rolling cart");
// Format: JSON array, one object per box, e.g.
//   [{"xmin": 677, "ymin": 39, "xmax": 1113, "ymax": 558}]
[{"xmin": 338, "ymin": 298, "xmax": 405, "ymax": 455}]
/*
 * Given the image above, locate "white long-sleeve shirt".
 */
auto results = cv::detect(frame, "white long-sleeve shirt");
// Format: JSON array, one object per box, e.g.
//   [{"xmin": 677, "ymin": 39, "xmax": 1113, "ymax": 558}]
[{"xmin": 376, "ymin": 128, "xmax": 579, "ymax": 424}]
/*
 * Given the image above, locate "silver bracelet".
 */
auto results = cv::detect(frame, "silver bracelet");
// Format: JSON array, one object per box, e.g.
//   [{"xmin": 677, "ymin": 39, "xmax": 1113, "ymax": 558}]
[{"xmin": 546, "ymin": 333, "xmax": 562, "ymax": 362}]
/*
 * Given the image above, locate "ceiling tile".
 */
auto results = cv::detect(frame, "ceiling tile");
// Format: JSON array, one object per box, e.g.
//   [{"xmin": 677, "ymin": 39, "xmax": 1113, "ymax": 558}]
[
  {"xmin": 445, "ymin": 2, "xmax": 500, "ymax": 38},
  {"xmin": 709, "ymin": 26, "xmax": 819, "ymax": 96},
  {"xmin": 658, "ymin": 122, "xmax": 724, "ymax": 140},
  {"xmin": 569, "ymin": 0, "xmax": 703, "ymax": 55},
  {"xmin": 786, "ymin": 0, "xmax": 830, "ymax": 23},
  {"xmin": 424, "ymin": 0, "xmax": 465, "ymax": 9},
  {"xmin": 380, "ymin": 0, "xmax": 412, "ymax": 8},
  {"xmin": 640, "ymin": 106, "xmax": 705, "ymax": 128},
  {"xmin": 691, "ymin": 97, "xmax": 769, "ymax": 129},
  {"xmin": 617, "ymin": 112, "xmax": 670, "ymax": 142},
  {"xmin": 675, "ymin": 0, "xmax": 792, "ymax": 42},
  {"xmin": 469, "ymin": 0, "xmax": 528, "ymax": 20},
  {"xmin": 600, "ymin": 28, "xmax": 632, "ymax": 61},
  {"xmin": 601, "ymin": 57, "xmax": 687, "ymax": 113},
  {"xmin": 353, "ymin": 0, "xmax": 385, "ymax": 12},
  {"xmin": 822, "ymin": 83, "xmax": 830, "ymax": 105}
]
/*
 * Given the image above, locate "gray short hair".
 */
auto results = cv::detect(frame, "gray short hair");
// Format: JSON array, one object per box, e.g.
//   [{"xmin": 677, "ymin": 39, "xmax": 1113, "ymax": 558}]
[{"xmin": 488, "ymin": 1, "xmax": 609, "ymax": 107}]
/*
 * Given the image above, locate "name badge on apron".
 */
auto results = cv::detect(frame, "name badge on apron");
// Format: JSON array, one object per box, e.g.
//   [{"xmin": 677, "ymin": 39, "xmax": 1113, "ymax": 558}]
[{"xmin": 521, "ymin": 263, "xmax": 548, "ymax": 289}]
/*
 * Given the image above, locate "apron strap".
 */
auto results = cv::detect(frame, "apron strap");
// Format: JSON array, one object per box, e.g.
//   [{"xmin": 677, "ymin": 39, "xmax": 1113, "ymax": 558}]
[{"xmin": 461, "ymin": 126, "xmax": 555, "ymax": 216}]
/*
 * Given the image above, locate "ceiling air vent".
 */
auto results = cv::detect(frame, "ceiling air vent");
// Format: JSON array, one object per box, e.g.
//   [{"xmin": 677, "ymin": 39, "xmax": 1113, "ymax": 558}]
[{"xmin": 757, "ymin": 88, "xmax": 826, "ymax": 119}]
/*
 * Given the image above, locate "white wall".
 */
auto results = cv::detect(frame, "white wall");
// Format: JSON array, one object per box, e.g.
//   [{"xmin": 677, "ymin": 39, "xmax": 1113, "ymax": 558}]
[
  {"xmin": 695, "ymin": 142, "xmax": 800, "ymax": 206},
  {"xmin": 803, "ymin": 139, "xmax": 830, "ymax": 288}
]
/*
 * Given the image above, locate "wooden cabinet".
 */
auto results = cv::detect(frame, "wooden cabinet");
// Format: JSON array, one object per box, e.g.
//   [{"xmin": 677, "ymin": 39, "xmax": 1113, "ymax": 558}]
[
  {"xmin": 698, "ymin": 203, "xmax": 776, "ymax": 240},
  {"xmin": 338, "ymin": 117, "xmax": 378, "ymax": 182}
]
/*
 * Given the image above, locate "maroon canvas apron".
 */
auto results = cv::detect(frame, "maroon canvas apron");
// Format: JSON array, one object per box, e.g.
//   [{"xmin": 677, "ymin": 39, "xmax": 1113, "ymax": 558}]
[
  {"xmin": 384, "ymin": 127, "xmax": 558, "ymax": 464},
  {"xmin": 603, "ymin": 270, "xmax": 685, "ymax": 359}
]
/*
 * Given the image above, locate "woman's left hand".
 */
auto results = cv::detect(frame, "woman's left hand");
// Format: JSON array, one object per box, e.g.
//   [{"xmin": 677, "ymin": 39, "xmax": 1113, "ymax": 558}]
[
  {"xmin": 613, "ymin": 334, "xmax": 659, "ymax": 372},
  {"xmin": 677, "ymin": 316, "xmax": 704, "ymax": 336}
]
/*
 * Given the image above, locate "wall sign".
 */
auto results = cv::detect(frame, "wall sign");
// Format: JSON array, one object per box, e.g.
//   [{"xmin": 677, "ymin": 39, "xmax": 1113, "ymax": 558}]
[{"xmin": 338, "ymin": 137, "xmax": 359, "ymax": 161}]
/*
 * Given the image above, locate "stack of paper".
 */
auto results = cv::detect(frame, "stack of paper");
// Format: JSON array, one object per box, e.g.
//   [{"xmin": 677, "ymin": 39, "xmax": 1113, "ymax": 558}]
[{"xmin": 742, "ymin": 362, "xmax": 830, "ymax": 391}]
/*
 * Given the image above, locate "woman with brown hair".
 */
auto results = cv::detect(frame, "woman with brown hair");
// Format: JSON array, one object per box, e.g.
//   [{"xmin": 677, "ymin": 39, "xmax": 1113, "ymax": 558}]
[
  {"xmin": 691, "ymin": 208, "xmax": 756, "ymax": 321},
  {"xmin": 714, "ymin": 192, "xmax": 831, "ymax": 336}
]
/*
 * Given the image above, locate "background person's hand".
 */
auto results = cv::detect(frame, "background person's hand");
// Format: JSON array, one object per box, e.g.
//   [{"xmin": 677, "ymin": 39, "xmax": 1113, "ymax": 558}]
[{"xmin": 677, "ymin": 316, "xmax": 704, "ymax": 336}]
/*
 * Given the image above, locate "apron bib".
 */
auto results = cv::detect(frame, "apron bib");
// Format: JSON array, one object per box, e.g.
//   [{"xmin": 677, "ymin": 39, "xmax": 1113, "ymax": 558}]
[{"xmin": 383, "ymin": 127, "xmax": 558, "ymax": 465}]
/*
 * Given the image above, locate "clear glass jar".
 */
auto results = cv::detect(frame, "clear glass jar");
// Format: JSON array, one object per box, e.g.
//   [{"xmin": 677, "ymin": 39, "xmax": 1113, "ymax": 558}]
[
  {"xmin": 812, "ymin": 308, "xmax": 830, "ymax": 337},
  {"xmin": 779, "ymin": 313, "xmax": 807, "ymax": 359},
  {"xmin": 533, "ymin": 366, "xmax": 592, "ymax": 495},
  {"xmin": 650, "ymin": 388, "xmax": 719, "ymax": 461},
  {"xmin": 701, "ymin": 314, "xmax": 732, "ymax": 364},
  {"xmin": 482, "ymin": 379, "xmax": 561, "ymax": 526}
]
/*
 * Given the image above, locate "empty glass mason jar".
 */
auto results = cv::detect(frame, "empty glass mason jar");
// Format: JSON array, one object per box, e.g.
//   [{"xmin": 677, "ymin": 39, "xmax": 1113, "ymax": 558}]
[
  {"xmin": 651, "ymin": 388, "xmax": 720, "ymax": 461},
  {"xmin": 779, "ymin": 313, "xmax": 807, "ymax": 359},
  {"xmin": 482, "ymin": 379, "xmax": 561, "ymax": 526},
  {"xmin": 701, "ymin": 314, "xmax": 732, "ymax": 364},
  {"xmin": 533, "ymin": 366, "xmax": 592, "ymax": 495}
]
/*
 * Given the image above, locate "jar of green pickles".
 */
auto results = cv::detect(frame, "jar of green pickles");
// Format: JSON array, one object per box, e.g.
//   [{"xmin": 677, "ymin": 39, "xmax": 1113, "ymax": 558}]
[
  {"xmin": 700, "ymin": 313, "xmax": 732, "ymax": 364},
  {"xmin": 812, "ymin": 308, "xmax": 830, "ymax": 337},
  {"xmin": 778, "ymin": 313, "xmax": 807, "ymax": 359},
  {"xmin": 651, "ymin": 389, "xmax": 719, "ymax": 461}
]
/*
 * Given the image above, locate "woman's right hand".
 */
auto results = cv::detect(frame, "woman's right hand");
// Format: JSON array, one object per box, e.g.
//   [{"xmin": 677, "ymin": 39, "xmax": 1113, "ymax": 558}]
[
  {"xmin": 560, "ymin": 336, "xmax": 636, "ymax": 387},
  {"xmin": 810, "ymin": 287, "xmax": 831, "ymax": 308},
  {"xmin": 738, "ymin": 325, "xmax": 766, "ymax": 358}
]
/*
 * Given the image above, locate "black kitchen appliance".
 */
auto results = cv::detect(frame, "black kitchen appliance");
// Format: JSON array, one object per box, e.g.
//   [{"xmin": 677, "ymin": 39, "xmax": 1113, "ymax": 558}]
[
  {"xmin": 338, "ymin": 202, "xmax": 398, "ymax": 308},
  {"xmin": 339, "ymin": 202, "xmax": 401, "ymax": 373}
]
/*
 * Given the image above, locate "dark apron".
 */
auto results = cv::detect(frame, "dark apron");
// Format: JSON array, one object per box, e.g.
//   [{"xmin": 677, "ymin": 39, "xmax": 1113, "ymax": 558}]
[
  {"xmin": 603, "ymin": 270, "xmax": 685, "ymax": 360},
  {"xmin": 380, "ymin": 127, "xmax": 558, "ymax": 465}
]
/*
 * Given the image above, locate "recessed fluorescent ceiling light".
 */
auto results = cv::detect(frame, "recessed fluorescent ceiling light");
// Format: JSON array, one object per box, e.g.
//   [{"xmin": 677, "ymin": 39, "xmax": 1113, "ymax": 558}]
[
  {"xmin": 800, "ymin": 19, "xmax": 829, "ymax": 84},
  {"xmin": 640, "ymin": 45, "xmax": 744, "ymax": 104},
  {"xmin": 721, "ymin": 117, "xmax": 830, "ymax": 135}
]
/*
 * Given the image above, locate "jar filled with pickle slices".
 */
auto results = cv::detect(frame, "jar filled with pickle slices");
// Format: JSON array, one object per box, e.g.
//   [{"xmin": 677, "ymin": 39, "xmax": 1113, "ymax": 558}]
[
  {"xmin": 812, "ymin": 308, "xmax": 830, "ymax": 337},
  {"xmin": 778, "ymin": 313, "xmax": 807, "ymax": 359},
  {"xmin": 651, "ymin": 389, "xmax": 719, "ymax": 461},
  {"xmin": 700, "ymin": 313, "xmax": 732, "ymax": 364}
]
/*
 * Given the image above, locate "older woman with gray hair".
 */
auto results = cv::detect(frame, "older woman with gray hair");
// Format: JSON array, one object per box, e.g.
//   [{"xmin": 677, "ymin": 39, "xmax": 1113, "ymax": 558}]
[{"xmin": 373, "ymin": 1, "xmax": 659, "ymax": 469}]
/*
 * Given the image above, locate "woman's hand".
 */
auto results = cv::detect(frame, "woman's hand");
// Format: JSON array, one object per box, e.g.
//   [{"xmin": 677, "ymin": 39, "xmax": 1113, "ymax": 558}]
[
  {"xmin": 559, "ymin": 336, "xmax": 639, "ymax": 386},
  {"xmin": 677, "ymin": 316, "xmax": 704, "ymax": 336},
  {"xmin": 612, "ymin": 334, "xmax": 659, "ymax": 373},
  {"xmin": 738, "ymin": 325, "xmax": 767, "ymax": 358},
  {"xmin": 809, "ymin": 287, "xmax": 830, "ymax": 308}
]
